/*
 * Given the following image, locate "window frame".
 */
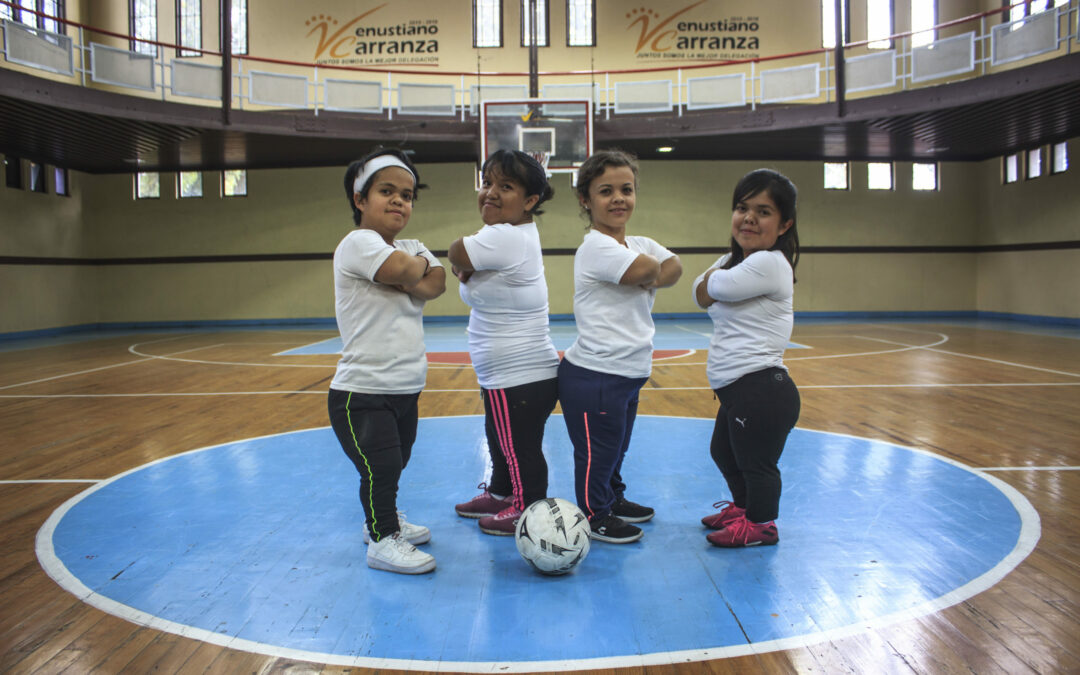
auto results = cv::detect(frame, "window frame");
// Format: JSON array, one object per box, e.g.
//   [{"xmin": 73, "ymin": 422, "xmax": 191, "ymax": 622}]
[
  {"xmin": 566, "ymin": 0, "xmax": 595, "ymax": 47},
  {"xmin": 176, "ymin": 0, "xmax": 201, "ymax": 58},
  {"xmin": 178, "ymin": 171, "xmax": 204, "ymax": 198},
  {"xmin": 1050, "ymin": 141, "xmax": 1069, "ymax": 174},
  {"xmin": 135, "ymin": 171, "xmax": 161, "ymax": 199},
  {"xmin": 821, "ymin": 0, "xmax": 850, "ymax": 50},
  {"xmin": 1026, "ymin": 147, "xmax": 1043, "ymax": 180},
  {"xmin": 54, "ymin": 166, "xmax": 69, "ymax": 196},
  {"xmin": 520, "ymin": 0, "xmax": 549, "ymax": 47},
  {"xmin": 867, "ymin": 162, "xmax": 895, "ymax": 190},
  {"xmin": 866, "ymin": 0, "xmax": 893, "ymax": 49},
  {"xmin": 222, "ymin": 169, "xmax": 247, "ymax": 197},
  {"xmin": 6, "ymin": 1, "xmax": 66, "ymax": 34},
  {"xmin": 912, "ymin": 162, "xmax": 939, "ymax": 191},
  {"xmin": 473, "ymin": 0, "xmax": 502, "ymax": 48},
  {"xmin": 29, "ymin": 161, "xmax": 48, "ymax": 193},
  {"xmin": 5, "ymin": 156, "xmax": 24, "ymax": 190},
  {"xmin": 911, "ymin": 0, "xmax": 936, "ymax": 47},
  {"xmin": 824, "ymin": 161, "xmax": 850, "ymax": 190},
  {"xmin": 129, "ymin": 0, "xmax": 158, "ymax": 56},
  {"xmin": 1003, "ymin": 153, "xmax": 1021, "ymax": 184},
  {"xmin": 229, "ymin": 0, "xmax": 248, "ymax": 56}
]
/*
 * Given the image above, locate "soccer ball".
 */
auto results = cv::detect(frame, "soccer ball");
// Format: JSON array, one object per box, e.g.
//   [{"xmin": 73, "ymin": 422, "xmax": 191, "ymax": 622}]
[{"xmin": 514, "ymin": 497, "xmax": 591, "ymax": 576}]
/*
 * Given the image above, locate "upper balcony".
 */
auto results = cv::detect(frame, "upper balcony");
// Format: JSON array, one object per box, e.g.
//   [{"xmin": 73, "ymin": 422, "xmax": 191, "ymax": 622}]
[{"xmin": 1, "ymin": 0, "xmax": 1078, "ymax": 172}]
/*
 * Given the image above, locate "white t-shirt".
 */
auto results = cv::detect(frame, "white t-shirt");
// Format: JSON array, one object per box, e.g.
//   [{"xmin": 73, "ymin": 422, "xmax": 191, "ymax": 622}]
[
  {"xmin": 692, "ymin": 250, "xmax": 794, "ymax": 389},
  {"xmin": 330, "ymin": 228, "xmax": 443, "ymax": 395},
  {"xmin": 459, "ymin": 222, "xmax": 559, "ymax": 389},
  {"xmin": 564, "ymin": 230, "xmax": 675, "ymax": 379}
]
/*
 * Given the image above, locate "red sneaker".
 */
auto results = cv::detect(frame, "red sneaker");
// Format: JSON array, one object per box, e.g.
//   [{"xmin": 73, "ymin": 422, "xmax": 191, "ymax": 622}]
[
  {"xmin": 706, "ymin": 515, "xmax": 778, "ymax": 547},
  {"xmin": 455, "ymin": 483, "xmax": 511, "ymax": 519},
  {"xmin": 701, "ymin": 501, "xmax": 746, "ymax": 530},
  {"xmin": 478, "ymin": 505, "xmax": 523, "ymax": 536}
]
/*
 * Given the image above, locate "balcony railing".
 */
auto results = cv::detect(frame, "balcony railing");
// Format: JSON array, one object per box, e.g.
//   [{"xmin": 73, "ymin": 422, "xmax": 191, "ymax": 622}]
[{"xmin": 1, "ymin": 1, "xmax": 1076, "ymax": 121}]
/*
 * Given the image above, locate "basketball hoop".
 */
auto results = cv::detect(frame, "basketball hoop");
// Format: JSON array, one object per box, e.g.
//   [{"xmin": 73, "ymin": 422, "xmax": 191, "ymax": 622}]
[{"xmin": 530, "ymin": 151, "xmax": 551, "ymax": 177}]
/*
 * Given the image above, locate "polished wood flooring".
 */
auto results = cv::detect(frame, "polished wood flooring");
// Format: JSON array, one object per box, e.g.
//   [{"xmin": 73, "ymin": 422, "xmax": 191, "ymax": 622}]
[{"xmin": 1, "ymin": 321, "xmax": 1077, "ymax": 674}]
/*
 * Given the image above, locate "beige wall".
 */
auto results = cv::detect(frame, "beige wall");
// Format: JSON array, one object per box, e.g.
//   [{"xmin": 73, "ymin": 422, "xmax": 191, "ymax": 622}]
[{"xmin": 5, "ymin": 141, "xmax": 1078, "ymax": 335}]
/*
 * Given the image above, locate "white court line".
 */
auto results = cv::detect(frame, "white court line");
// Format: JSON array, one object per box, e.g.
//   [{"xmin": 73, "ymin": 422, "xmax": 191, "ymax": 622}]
[
  {"xmin": 0, "ymin": 335, "xmax": 204, "ymax": 391},
  {"xmin": 33, "ymin": 419, "xmax": 1042, "ymax": 673},
  {"xmin": 3, "ymin": 381, "xmax": 1078, "ymax": 400},
  {"xmin": 980, "ymin": 466, "xmax": 1080, "ymax": 472},
  {"xmin": 643, "ymin": 382, "xmax": 1080, "ymax": 391},
  {"xmin": 1, "ymin": 479, "xmax": 102, "ymax": 484}
]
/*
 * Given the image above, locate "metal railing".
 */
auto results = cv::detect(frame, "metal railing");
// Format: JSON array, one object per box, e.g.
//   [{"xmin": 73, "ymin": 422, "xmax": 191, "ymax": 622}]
[{"xmin": 1, "ymin": 0, "xmax": 1076, "ymax": 121}]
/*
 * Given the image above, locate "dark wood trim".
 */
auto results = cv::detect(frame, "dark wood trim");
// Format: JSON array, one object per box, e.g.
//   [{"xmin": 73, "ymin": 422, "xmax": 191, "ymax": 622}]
[{"xmin": 2, "ymin": 241, "xmax": 1077, "ymax": 266}]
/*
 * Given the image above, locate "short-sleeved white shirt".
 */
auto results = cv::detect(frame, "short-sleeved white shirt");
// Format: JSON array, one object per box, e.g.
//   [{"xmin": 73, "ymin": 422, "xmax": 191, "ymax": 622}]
[
  {"xmin": 692, "ymin": 250, "xmax": 793, "ymax": 389},
  {"xmin": 459, "ymin": 222, "xmax": 559, "ymax": 389},
  {"xmin": 330, "ymin": 228, "xmax": 443, "ymax": 395},
  {"xmin": 564, "ymin": 229, "xmax": 675, "ymax": 379}
]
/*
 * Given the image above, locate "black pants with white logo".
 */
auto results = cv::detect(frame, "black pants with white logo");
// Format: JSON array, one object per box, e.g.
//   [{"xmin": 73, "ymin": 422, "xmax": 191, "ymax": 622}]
[{"xmin": 710, "ymin": 367, "xmax": 800, "ymax": 523}]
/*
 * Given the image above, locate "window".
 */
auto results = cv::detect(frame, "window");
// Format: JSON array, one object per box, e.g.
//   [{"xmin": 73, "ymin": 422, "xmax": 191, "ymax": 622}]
[
  {"xmin": 521, "ymin": 0, "xmax": 548, "ymax": 47},
  {"xmin": 176, "ymin": 0, "xmax": 201, "ymax": 57},
  {"xmin": 868, "ymin": 162, "xmax": 893, "ymax": 190},
  {"xmin": 54, "ymin": 167, "xmax": 69, "ymax": 196},
  {"xmin": 230, "ymin": 0, "xmax": 247, "ymax": 55},
  {"xmin": 821, "ymin": 0, "xmax": 848, "ymax": 49},
  {"xmin": 473, "ymin": 0, "xmax": 501, "ymax": 47},
  {"xmin": 1051, "ymin": 142, "xmax": 1068, "ymax": 174},
  {"xmin": 135, "ymin": 172, "xmax": 160, "ymax": 199},
  {"xmin": 5, "ymin": 156, "xmax": 23, "ymax": 189},
  {"xmin": 1009, "ymin": 0, "xmax": 1068, "ymax": 26},
  {"xmin": 130, "ymin": 0, "xmax": 157, "ymax": 56},
  {"xmin": 912, "ymin": 163, "xmax": 938, "ymax": 191},
  {"xmin": 1026, "ymin": 148, "xmax": 1043, "ymax": 179},
  {"xmin": 178, "ymin": 171, "xmax": 202, "ymax": 198},
  {"xmin": 867, "ymin": 0, "xmax": 893, "ymax": 49},
  {"xmin": 824, "ymin": 162, "xmax": 849, "ymax": 190},
  {"xmin": 911, "ymin": 0, "xmax": 935, "ymax": 47},
  {"xmin": 567, "ymin": 0, "xmax": 594, "ymax": 46},
  {"xmin": 7, "ymin": 1, "xmax": 66, "ymax": 33},
  {"xmin": 1003, "ymin": 153, "xmax": 1020, "ymax": 183},
  {"xmin": 223, "ymin": 169, "xmax": 246, "ymax": 197},
  {"xmin": 29, "ymin": 162, "xmax": 48, "ymax": 193}
]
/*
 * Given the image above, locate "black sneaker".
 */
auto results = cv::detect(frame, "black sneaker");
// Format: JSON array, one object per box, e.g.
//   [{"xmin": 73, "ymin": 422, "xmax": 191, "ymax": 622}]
[
  {"xmin": 612, "ymin": 497, "xmax": 654, "ymax": 523},
  {"xmin": 589, "ymin": 513, "xmax": 643, "ymax": 543}
]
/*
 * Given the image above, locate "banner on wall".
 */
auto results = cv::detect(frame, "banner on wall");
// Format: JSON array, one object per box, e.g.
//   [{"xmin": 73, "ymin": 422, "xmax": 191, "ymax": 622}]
[
  {"xmin": 304, "ymin": 3, "xmax": 440, "ymax": 67},
  {"xmin": 284, "ymin": 0, "xmax": 797, "ymax": 71},
  {"xmin": 620, "ymin": 0, "xmax": 763, "ymax": 62}
]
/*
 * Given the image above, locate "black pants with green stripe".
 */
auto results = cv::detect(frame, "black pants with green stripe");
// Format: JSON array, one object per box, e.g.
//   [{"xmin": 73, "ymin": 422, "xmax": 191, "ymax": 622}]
[{"xmin": 328, "ymin": 388, "xmax": 419, "ymax": 542}]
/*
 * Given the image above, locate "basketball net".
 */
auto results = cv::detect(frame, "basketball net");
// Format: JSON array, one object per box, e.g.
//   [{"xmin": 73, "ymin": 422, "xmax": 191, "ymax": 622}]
[{"xmin": 530, "ymin": 151, "xmax": 552, "ymax": 177}]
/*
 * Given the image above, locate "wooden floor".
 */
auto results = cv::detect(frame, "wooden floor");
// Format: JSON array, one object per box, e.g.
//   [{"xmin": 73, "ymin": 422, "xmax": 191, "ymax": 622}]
[{"xmin": 1, "ymin": 321, "xmax": 1078, "ymax": 674}]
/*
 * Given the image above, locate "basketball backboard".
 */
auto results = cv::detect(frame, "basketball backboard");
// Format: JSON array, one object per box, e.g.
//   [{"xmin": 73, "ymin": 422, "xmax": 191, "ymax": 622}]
[{"xmin": 479, "ymin": 98, "xmax": 592, "ymax": 177}]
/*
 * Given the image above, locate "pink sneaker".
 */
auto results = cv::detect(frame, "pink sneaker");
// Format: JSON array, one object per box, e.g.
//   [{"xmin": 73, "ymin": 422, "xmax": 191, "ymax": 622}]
[
  {"xmin": 478, "ymin": 505, "xmax": 522, "ymax": 536},
  {"xmin": 455, "ymin": 483, "xmax": 511, "ymax": 519},
  {"xmin": 707, "ymin": 515, "xmax": 778, "ymax": 547},
  {"xmin": 701, "ymin": 501, "xmax": 746, "ymax": 530}
]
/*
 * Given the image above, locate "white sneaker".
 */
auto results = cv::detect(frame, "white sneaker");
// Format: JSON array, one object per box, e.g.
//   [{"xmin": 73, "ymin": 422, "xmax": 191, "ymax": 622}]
[
  {"xmin": 367, "ymin": 531, "xmax": 436, "ymax": 575},
  {"xmin": 363, "ymin": 510, "xmax": 431, "ymax": 545}
]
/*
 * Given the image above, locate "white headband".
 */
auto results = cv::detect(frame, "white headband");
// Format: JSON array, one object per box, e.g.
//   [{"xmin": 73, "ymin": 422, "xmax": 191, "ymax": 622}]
[{"xmin": 353, "ymin": 155, "xmax": 416, "ymax": 195}]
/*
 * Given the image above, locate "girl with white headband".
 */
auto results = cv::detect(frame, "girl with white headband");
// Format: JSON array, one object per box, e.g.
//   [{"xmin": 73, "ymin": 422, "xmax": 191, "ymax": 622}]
[{"xmin": 327, "ymin": 148, "xmax": 446, "ymax": 574}]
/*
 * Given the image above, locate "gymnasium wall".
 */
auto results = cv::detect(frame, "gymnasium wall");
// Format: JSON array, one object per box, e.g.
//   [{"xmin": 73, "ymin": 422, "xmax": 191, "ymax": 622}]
[
  {"xmin": 6, "ymin": 143, "xmax": 1077, "ymax": 336},
  {"xmin": 0, "ymin": 165, "xmax": 97, "ymax": 332}
]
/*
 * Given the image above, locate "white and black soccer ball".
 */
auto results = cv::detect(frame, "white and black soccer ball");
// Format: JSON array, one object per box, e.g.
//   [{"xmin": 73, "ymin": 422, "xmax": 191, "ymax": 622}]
[{"xmin": 514, "ymin": 497, "xmax": 591, "ymax": 576}]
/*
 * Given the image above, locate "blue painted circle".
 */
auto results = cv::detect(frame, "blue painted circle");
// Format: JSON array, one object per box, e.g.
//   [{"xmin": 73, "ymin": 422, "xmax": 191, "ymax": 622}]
[{"xmin": 43, "ymin": 416, "xmax": 1030, "ymax": 667}]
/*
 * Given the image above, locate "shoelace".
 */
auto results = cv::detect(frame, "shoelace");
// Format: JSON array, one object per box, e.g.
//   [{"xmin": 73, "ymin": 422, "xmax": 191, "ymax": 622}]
[
  {"xmin": 724, "ymin": 516, "xmax": 753, "ymax": 544},
  {"xmin": 711, "ymin": 500, "xmax": 736, "ymax": 511},
  {"xmin": 389, "ymin": 532, "xmax": 418, "ymax": 553}
]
